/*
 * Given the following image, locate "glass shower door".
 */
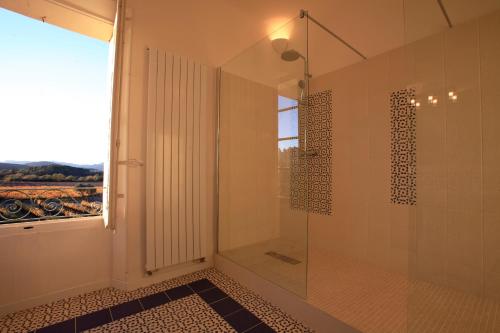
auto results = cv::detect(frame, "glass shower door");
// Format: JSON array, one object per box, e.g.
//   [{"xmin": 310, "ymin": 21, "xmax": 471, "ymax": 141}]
[{"xmin": 218, "ymin": 16, "xmax": 309, "ymax": 297}]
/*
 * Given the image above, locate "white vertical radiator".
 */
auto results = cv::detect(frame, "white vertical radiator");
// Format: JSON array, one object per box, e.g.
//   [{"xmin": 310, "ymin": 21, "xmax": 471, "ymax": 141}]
[{"xmin": 146, "ymin": 48, "xmax": 210, "ymax": 271}]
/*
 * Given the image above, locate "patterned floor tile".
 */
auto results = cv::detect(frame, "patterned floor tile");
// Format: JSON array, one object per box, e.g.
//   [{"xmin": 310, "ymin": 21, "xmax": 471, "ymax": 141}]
[
  {"xmin": 202, "ymin": 270, "xmax": 313, "ymax": 333},
  {"xmin": 0, "ymin": 268, "xmax": 312, "ymax": 333},
  {"xmin": 88, "ymin": 295, "xmax": 235, "ymax": 333}
]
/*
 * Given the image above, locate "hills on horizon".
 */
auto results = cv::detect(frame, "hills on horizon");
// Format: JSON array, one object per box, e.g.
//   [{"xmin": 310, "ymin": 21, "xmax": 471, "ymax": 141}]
[
  {"xmin": 0, "ymin": 160, "xmax": 103, "ymax": 171},
  {"xmin": 0, "ymin": 162, "xmax": 103, "ymax": 183}
]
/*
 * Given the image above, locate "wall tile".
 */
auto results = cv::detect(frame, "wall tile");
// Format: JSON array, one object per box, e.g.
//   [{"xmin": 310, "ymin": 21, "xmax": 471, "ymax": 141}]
[
  {"xmin": 219, "ymin": 72, "xmax": 281, "ymax": 249},
  {"xmin": 480, "ymin": 10, "xmax": 500, "ymax": 300},
  {"xmin": 415, "ymin": 204, "xmax": 447, "ymax": 284},
  {"xmin": 485, "ymin": 270, "xmax": 500, "ymax": 302},
  {"xmin": 480, "ymin": 10, "xmax": 500, "ymax": 219},
  {"xmin": 307, "ymin": 10, "xmax": 500, "ymax": 306},
  {"xmin": 446, "ymin": 209, "xmax": 483, "ymax": 294},
  {"xmin": 484, "ymin": 212, "xmax": 500, "ymax": 275},
  {"xmin": 414, "ymin": 34, "xmax": 447, "ymax": 206}
]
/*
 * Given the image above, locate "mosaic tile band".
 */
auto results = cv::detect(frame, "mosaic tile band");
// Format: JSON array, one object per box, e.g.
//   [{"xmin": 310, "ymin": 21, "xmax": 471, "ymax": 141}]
[
  {"xmin": 290, "ymin": 89, "xmax": 333, "ymax": 215},
  {"xmin": 390, "ymin": 88, "xmax": 417, "ymax": 205}
]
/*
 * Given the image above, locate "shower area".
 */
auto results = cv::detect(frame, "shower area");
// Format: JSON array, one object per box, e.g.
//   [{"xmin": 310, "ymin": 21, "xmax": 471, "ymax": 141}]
[{"xmin": 217, "ymin": 2, "xmax": 500, "ymax": 332}]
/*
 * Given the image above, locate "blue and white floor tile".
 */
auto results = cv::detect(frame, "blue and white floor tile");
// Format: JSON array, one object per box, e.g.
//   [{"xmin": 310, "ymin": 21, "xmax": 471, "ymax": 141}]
[{"xmin": 0, "ymin": 268, "xmax": 312, "ymax": 333}]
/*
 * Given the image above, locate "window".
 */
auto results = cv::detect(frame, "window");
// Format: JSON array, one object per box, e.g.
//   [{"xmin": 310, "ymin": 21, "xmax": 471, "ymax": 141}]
[
  {"xmin": 277, "ymin": 95, "xmax": 299, "ymax": 198},
  {"xmin": 0, "ymin": 8, "xmax": 110, "ymax": 224},
  {"xmin": 278, "ymin": 95, "xmax": 299, "ymax": 152}
]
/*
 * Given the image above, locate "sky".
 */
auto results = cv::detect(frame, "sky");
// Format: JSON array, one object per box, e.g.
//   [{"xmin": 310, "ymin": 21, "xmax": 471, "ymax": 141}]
[
  {"xmin": 278, "ymin": 95, "xmax": 298, "ymax": 151},
  {"xmin": 0, "ymin": 8, "xmax": 109, "ymax": 165}
]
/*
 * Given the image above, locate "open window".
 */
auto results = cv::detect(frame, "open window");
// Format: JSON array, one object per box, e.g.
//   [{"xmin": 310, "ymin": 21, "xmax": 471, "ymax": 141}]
[
  {"xmin": 278, "ymin": 95, "xmax": 299, "ymax": 151},
  {"xmin": 0, "ymin": 2, "xmax": 121, "ymax": 226},
  {"xmin": 277, "ymin": 95, "xmax": 299, "ymax": 199}
]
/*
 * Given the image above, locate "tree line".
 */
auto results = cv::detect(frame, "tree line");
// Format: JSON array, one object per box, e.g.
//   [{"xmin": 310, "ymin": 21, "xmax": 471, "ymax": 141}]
[
  {"xmin": 0, "ymin": 164, "xmax": 103, "ymax": 183},
  {"xmin": 1, "ymin": 173, "xmax": 102, "ymax": 182}
]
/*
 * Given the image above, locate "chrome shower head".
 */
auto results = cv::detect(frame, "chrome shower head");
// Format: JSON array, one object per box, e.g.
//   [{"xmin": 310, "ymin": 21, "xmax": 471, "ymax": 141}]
[{"xmin": 281, "ymin": 49, "xmax": 303, "ymax": 62}]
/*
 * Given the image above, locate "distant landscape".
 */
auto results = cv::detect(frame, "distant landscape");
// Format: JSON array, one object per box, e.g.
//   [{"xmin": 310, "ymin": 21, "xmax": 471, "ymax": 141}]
[
  {"xmin": 0, "ymin": 161, "xmax": 103, "ymax": 183},
  {"xmin": 0, "ymin": 161, "xmax": 104, "ymax": 223}
]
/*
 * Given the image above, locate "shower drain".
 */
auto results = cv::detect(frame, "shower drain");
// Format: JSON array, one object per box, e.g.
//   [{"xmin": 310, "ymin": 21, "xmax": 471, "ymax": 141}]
[{"xmin": 265, "ymin": 251, "xmax": 301, "ymax": 265}]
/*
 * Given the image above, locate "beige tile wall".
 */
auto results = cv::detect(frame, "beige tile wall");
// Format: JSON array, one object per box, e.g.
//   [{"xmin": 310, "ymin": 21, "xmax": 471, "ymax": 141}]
[
  {"xmin": 309, "ymin": 48, "xmax": 413, "ymax": 276},
  {"xmin": 308, "ymin": 9, "xmax": 500, "ymax": 299},
  {"xmin": 480, "ymin": 11, "xmax": 500, "ymax": 300},
  {"xmin": 218, "ymin": 72, "xmax": 280, "ymax": 251}
]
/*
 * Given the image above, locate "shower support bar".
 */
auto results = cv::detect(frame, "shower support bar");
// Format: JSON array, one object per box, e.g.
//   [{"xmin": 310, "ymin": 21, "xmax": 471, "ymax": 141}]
[
  {"xmin": 437, "ymin": 0, "xmax": 453, "ymax": 28},
  {"xmin": 300, "ymin": 9, "xmax": 367, "ymax": 60}
]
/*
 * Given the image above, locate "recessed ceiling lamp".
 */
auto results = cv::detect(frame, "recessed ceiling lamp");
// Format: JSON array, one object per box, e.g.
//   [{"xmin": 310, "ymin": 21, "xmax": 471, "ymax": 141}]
[
  {"xmin": 410, "ymin": 98, "xmax": 421, "ymax": 108},
  {"xmin": 427, "ymin": 95, "xmax": 438, "ymax": 105}
]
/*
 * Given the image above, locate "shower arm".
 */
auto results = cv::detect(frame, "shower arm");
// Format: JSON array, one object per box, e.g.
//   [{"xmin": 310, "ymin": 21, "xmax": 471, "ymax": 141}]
[{"xmin": 299, "ymin": 9, "xmax": 367, "ymax": 60}]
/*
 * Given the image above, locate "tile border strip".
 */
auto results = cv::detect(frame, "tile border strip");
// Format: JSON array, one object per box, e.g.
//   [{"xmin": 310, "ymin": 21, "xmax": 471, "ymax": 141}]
[
  {"xmin": 32, "ymin": 278, "xmax": 276, "ymax": 333},
  {"xmin": 290, "ymin": 89, "xmax": 333, "ymax": 215},
  {"xmin": 390, "ymin": 88, "xmax": 417, "ymax": 205}
]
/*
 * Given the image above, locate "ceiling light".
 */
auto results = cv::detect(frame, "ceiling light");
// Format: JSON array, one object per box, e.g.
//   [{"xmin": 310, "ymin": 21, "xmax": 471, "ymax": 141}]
[
  {"xmin": 271, "ymin": 38, "xmax": 288, "ymax": 54},
  {"xmin": 448, "ymin": 91, "xmax": 458, "ymax": 102},
  {"xmin": 267, "ymin": 17, "xmax": 291, "ymax": 41}
]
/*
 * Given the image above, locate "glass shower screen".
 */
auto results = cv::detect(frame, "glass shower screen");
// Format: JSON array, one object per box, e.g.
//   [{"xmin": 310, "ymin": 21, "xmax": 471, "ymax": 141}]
[{"xmin": 217, "ymin": 16, "xmax": 309, "ymax": 297}]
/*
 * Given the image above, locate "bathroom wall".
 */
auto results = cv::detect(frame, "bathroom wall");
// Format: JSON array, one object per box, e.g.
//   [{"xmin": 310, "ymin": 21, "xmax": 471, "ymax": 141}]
[
  {"xmin": 112, "ymin": 0, "xmax": 218, "ymax": 290},
  {"xmin": 218, "ymin": 72, "xmax": 280, "ymax": 251},
  {"xmin": 0, "ymin": 218, "xmax": 111, "ymax": 315},
  {"xmin": 480, "ymin": 10, "xmax": 500, "ymax": 301},
  {"xmin": 309, "ymin": 44, "xmax": 413, "ymax": 276},
  {"xmin": 0, "ymin": 4, "xmax": 115, "ymax": 315},
  {"xmin": 308, "ymin": 9, "xmax": 500, "ymax": 299}
]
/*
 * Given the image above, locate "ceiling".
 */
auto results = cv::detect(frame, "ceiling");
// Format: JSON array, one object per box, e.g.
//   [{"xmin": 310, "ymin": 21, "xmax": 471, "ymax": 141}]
[
  {"xmin": 59, "ymin": 0, "xmax": 116, "ymax": 21},
  {"xmin": 229, "ymin": 0, "xmax": 500, "ymax": 82},
  {"xmin": 127, "ymin": 0, "xmax": 500, "ymax": 87},
  {"xmin": 2, "ymin": 0, "xmax": 499, "ymax": 78},
  {"xmin": 0, "ymin": 0, "xmax": 116, "ymax": 41}
]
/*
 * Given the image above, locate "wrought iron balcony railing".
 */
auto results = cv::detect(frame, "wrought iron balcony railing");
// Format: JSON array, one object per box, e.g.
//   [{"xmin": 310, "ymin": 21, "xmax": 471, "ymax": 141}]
[{"xmin": 0, "ymin": 186, "xmax": 103, "ymax": 224}]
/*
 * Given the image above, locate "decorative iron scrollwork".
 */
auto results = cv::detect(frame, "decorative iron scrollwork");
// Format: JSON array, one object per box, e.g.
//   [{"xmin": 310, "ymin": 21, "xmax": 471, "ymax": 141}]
[{"xmin": 0, "ymin": 186, "xmax": 103, "ymax": 224}]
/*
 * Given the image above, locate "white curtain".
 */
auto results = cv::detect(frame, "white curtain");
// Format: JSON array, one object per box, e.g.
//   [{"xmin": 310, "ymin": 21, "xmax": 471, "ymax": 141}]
[{"xmin": 103, "ymin": 0, "xmax": 124, "ymax": 229}]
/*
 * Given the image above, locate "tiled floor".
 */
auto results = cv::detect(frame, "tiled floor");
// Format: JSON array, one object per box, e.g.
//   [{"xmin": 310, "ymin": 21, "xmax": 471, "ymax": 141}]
[
  {"xmin": 308, "ymin": 249, "xmax": 408, "ymax": 333},
  {"xmin": 308, "ymin": 248, "xmax": 500, "ymax": 333},
  {"xmin": 6, "ymin": 249, "xmax": 498, "ymax": 333},
  {"xmin": 0, "ymin": 268, "xmax": 312, "ymax": 333},
  {"xmin": 221, "ymin": 242, "xmax": 500, "ymax": 333},
  {"xmin": 221, "ymin": 239, "xmax": 307, "ymax": 297}
]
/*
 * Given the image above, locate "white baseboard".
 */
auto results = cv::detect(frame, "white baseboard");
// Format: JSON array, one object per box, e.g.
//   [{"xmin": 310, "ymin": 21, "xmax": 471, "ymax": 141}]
[
  {"xmin": 123, "ymin": 258, "xmax": 213, "ymax": 291},
  {"xmin": 0, "ymin": 279, "xmax": 111, "ymax": 316},
  {"xmin": 1, "ymin": 259, "xmax": 213, "ymax": 317},
  {"xmin": 110, "ymin": 277, "xmax": 128, "ymax": 290},
  {"xmin": 214, "ymin": 254, "xmax": 360, "ymax": 333}
]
